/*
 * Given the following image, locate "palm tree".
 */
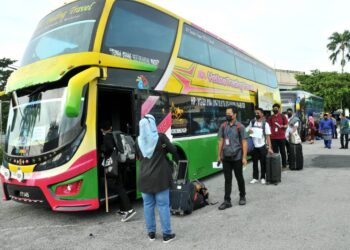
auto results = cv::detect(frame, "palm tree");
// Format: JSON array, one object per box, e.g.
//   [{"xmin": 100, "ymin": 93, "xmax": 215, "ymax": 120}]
[{"xmin": 327, "ymin": 30, "xmax": 350, "ymax": 73}]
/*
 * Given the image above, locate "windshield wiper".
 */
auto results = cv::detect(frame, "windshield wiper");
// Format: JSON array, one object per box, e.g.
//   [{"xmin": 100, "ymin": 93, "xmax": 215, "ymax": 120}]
[
  {"xmin": 12, "ymin": 91, "xmax": 23, "ymax": 117},
  {"xmin": 28, "ymin": 84, "xmax": 47, "ymax": 97}
]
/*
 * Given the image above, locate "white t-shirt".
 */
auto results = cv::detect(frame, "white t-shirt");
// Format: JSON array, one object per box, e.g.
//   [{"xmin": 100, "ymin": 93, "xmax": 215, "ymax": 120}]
[{"xmin": 248, "ymin": 120, "xmax": 271, "ymax": 148}]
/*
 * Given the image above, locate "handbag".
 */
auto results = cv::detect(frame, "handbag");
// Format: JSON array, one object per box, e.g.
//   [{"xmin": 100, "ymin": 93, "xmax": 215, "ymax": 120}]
[
  {"xmin": 102, "ymin": 149, "xmax": 119, "ymax": 177},
  {"xmin": 289, "ymin": 131, "xmax": 302, "ymax": 144}
]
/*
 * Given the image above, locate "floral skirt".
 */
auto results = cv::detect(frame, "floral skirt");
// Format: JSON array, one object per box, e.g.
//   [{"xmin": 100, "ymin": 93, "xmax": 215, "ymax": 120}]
[{"xmin": 322, "ymin": 129, "xmax": 332, "ymax": 140}]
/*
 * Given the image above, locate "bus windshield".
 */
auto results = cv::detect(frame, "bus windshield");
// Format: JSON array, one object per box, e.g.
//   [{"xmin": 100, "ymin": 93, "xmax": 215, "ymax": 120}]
[
  {"xmin": 21, "ymin": 0, "xmax": 105, "ymax": 66},
  {"xmin": 5, "ymin": 86, "xmax": 85, "ymax": 157},
  {"xmin": 281, "ymin": 93, "xmax": 296, "ymax": 112}
]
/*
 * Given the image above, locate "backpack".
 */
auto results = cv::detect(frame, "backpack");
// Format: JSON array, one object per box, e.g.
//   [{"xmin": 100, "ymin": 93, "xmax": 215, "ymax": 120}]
[
  {"xmin": 268, "ymin": 113, "xmax": 286, "ymax": 134},
  {"xmin": 250, "ymin": 118, "xmax": 267, "ymax": 140},
  {"xmin": 222, "ymin": 121, "xmax": 242, "ymax": 142},
  {"xmin": 250, "ymin": 118, "xmax": 267, "ymax": 145},
  {"xmin": 221, "ymin": 121, "xmax": 244, "ymax": 159},
  {"xmin": 192, "ymin": 180, "xmax": 209, "ymax": 210},
  {"xmin": 111, "ymin": 131, "xmax": 136, "ymax": 162}
]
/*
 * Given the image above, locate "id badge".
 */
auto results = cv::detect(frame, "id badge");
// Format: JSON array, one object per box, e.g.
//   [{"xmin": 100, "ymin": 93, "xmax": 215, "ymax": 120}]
[
  {"xmin": 275, "ymin": 127, "xmax": 278, "ymax": 132},
  {"xmin": 225, "ymin": 138, "xmax": 230, "ymax": 146}
]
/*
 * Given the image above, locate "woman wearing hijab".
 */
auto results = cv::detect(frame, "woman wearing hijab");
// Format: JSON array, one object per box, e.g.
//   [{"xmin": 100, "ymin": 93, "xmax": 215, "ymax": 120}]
[
  {"xmin": 136, "ymin": 114, "xmax": 179, "ymax": 243},
  {"xmin": 307, "ymin": 114, "xmax": 315, "ymax": 144}
]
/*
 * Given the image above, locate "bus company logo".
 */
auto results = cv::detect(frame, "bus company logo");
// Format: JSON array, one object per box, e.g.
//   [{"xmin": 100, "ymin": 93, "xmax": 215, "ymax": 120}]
[
  {"xmin": 70, "ymin": 2, "xmax": 96, "ymax": 15},
  {"xmin": 207, "ymin": 72, "xmax": 255, "ymax": 92},
  {"xmin": 137, "ymin": 75, "xmax": 149, "ymax": 89}
]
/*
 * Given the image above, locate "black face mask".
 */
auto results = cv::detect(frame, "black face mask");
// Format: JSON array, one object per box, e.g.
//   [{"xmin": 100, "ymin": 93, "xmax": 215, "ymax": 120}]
[
  {"xmin": 226, "ymin": 115, "xmax": 233, "ymax": 122},
  {"xmin": 273, "ymin": 110, "xmax": 278, "ymax": 114},
  {"xmin": 255, "ymin": 114, "xmax": 260, "ymax": 120},
  {"xmin": 324, "ymin": 117, "xmax": 328, "ymax": 120},
  {"xmin": 287, "ymin": 113, "xmax": 292, "ymax": 118}
]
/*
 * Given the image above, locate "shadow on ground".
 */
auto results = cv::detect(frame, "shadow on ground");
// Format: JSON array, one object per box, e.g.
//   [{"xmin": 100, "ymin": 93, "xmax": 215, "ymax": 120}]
[{"xmin": 311, "ymin": 155, "xmax": 350, "ymax": 168}]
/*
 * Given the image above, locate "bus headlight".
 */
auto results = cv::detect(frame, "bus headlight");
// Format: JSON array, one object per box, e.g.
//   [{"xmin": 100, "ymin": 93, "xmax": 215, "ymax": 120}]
[
  {"xmin": 3, "ymin": 168, "xmax": 11, "ymax": 180},
  {"xmin": 15, "ymin": 170, "xmax": 24, "ymax": 182}
]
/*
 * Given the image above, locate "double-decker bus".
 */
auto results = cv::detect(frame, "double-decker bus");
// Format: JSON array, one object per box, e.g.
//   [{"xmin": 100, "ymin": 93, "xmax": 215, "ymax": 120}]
[
  {"xmin": 281, "ymin": 90, "xmax": 324, "ymax": 140},
  {"xmin": 0, "ymin": 0, "xmax": 280, "ymax": 211}
]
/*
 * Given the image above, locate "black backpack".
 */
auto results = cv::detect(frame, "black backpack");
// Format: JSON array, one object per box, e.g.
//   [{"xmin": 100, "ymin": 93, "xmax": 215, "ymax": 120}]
[{"xmin": 192, "ymin": 180, "xmax": 209, "ymax": 210}]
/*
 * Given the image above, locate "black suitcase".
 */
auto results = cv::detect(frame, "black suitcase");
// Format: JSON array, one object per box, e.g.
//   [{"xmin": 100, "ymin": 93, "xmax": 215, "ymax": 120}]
[
  {"xmin": 289, "ymin": 143, "xmax": 303, "ymax": 170},
  {"xmin": 266, "ymin": 153, "xmax": 281, "ymax": 185},
  {"xmin": 170, "ymin": 160, "xmax": 195, "ymax": 215}
]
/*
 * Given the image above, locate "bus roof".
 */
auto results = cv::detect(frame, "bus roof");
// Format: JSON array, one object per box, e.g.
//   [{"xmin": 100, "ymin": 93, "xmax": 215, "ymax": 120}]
[
  {"xmin": 48, "ymin": 0, "xmax": 275, "ymax": 71},
  {"xmin": 280, "ymin": 90, "xmax": 323, "ymax": 100}
]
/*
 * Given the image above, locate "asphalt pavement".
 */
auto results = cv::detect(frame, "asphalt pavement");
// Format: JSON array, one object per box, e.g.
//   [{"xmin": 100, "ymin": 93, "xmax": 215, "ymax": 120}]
[{"xmin": 0, "ymin": 138, "xmax": 350, "ymax": 250}]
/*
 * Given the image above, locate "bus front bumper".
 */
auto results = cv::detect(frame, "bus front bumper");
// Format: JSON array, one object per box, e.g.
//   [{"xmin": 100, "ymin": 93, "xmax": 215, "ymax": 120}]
[{"xmin": 0, "ymin": 151, "xmax": 99, "ymax": 212}]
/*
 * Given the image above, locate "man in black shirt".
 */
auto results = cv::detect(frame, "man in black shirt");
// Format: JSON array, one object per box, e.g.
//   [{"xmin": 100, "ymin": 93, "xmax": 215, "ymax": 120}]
[{"xmin": 217, "ymin": 106, "xmax": 248, "ymax": 210}]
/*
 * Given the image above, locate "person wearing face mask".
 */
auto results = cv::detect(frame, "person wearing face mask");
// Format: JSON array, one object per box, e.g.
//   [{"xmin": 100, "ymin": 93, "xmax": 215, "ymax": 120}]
[
  {"xmin": 247, "ymin": 107, "xmax": 274, "ymax": 184},
  {"xmin": 268, "ymin": 104, "xmax": 289, "ymax": 169},
  {"xmin": 217, "ymin": 106, "xmax": 248, "ymax": 210},
  {"xmin": 319, "ymin": 113, "xmax": 334, "ymax": 149}
]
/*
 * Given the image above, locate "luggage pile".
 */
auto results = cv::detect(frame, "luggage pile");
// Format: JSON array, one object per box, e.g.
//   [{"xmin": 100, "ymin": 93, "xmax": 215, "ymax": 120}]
[{"xmin": 170, "ymin": 161, "xmax": 210, "ymax": 215}]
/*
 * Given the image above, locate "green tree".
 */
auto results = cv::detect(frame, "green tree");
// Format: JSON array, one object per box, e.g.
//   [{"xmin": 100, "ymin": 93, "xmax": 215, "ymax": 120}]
[
  {"xmin": 0, "ymin": 57, "xmax": 17, "ymax": 91},
  {"xmin": 295, "ymin": 70, "xmax": 350, "ymax": 111},
  {"xmin": 327, "ymin": 31, "xmax": 350, "ymax": 73}
]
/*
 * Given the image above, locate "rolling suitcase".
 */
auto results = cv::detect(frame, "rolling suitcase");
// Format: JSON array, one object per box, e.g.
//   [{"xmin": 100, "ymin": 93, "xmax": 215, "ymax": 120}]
[
  {"xmin": 266, "ymin": 153, "xmax": 281, "ymax": 185},
  {"xmin": 289, "ymin": 143, "xmax": 303, "ymax": 170},
  {"xmin": 170, "ymin": 160, "xmax": 195, "ymax": 215}
]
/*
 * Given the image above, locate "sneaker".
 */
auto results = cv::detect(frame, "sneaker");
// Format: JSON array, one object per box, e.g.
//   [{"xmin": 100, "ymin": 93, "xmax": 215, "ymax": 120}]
[
  {"xmin": 148, "ymin": 232, "xmax": 156, "ymax": 242},
  {"xmin": 121, "ymin": 209, "xmax": 136, "ymax": 222},
  {"xmin": 261, "ymin": 179, "xmax": 266, "ymax": 185},
  {"xmin": 250, "ymin": 179, "xmax": 259, "ymax": 184},
  {"xmin": 117, "ymin": 209, "xmax": 126, "ymax": 216},
  {"xmin": 163, "ymin": 233, "xmax": 176, "ymax": 243},
  {"xmin": 239, "ymin": 196, "xmax": 246, "ymax": 206},
  {"xmin": 218, "ymin": 201, "xmax": 232, "ymax": 210}
]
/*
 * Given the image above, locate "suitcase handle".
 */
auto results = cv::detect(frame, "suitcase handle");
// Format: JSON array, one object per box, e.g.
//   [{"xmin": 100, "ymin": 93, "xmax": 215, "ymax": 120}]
[{"xmin": 175, "ymin": 160, "xmax": 189, "ymax": 184}]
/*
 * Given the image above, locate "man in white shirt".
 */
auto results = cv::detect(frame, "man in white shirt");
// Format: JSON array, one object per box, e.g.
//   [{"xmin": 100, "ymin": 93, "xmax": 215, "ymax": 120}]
[{"xmin": 248, "ymin": 108, "xmax": 274, "ymax": 184}]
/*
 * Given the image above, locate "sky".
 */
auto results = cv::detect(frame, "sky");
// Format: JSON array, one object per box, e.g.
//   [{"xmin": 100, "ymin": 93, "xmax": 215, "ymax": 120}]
[{"xmin": 1, "ymin": 0, "xmax": 349, "ymax": 73}]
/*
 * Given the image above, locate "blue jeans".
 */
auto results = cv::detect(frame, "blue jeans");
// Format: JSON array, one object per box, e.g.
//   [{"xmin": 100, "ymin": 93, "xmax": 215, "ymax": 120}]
[{"xmin": 141, "ymin": 189, "xmax": 172, "ymax": 235}]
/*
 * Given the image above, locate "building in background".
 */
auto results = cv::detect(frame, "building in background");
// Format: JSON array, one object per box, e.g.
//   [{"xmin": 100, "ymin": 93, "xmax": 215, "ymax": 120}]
[{"xmin": 275, "ymin": 69, "xmax": 305, "ymax": 90}]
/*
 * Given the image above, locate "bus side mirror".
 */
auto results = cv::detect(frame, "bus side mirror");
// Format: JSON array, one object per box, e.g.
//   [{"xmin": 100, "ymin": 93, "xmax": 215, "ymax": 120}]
[{"xmin": 65, "ymin": 67, "xmax": 100, "ymax": 117}]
